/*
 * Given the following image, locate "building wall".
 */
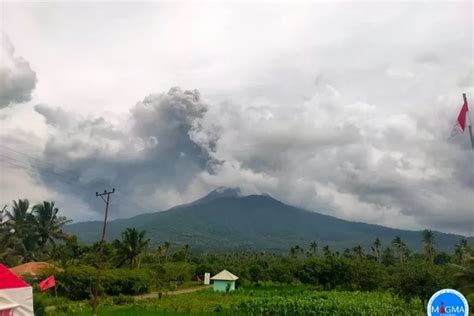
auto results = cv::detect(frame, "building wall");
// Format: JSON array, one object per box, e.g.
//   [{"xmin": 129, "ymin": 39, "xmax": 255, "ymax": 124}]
[{"xmin": 212, "ymin": 280, "xmax": 235, "ymax": 292}]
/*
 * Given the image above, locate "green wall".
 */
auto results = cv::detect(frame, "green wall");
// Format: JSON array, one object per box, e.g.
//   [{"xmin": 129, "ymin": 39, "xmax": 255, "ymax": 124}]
[{"xmin": 212, "ymin": 280, "xmax": 236, "ymax": 292}]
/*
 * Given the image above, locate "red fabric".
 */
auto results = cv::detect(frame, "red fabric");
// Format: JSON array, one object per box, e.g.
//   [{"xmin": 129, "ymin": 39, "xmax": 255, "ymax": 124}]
[
  {"xmin": 457, "ymin": 98, "xmax": 469, "ymax": 131},
  {"xmin": 0, "ymin": 264, "xmax": 30, "ymax": 289},
  {"xmin": 39, "ymin": 275, "xmax": 55, "ymax": 291},
  {"xmin": 0, "ymin": 309, "xmax": 13, "ymax": 316}
]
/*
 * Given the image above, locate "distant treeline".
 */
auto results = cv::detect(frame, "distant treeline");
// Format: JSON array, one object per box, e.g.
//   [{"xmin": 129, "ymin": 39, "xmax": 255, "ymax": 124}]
[{"xmin": 1, "ymin": 199, "xmax": 473, "ymax": 308}]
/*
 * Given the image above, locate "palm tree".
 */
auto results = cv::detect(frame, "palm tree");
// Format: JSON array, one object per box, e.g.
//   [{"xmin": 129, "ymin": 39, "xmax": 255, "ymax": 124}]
[
  {"xmin": 342, "ymin": 248, "xmax": 352, "ymax": 258},
  {"xmin": 3, "ymin": 199, "xmax": 38, "ymax": 262},
  {"xmin": 310, "ymin": 241, "xmax": 318, "ymax": 256},
  {"xmin": 5, "ymin": 200, "xmax": 34, "ymax": 237},
  {"xmin": 453, "ymin": 248, "xmax": 474, "ymax": 294},
  {"xmin": 323, "ymin": 245, "xmax": 332, "ymax": 258},
  {"xmin": 422, "ymin": 230, "xmax": 436, "ymax": 263},
  {"xmin": 163, "ymin": 241, "xmax": 171, "ymax": 263},
  {"xmin": 391, "ymin": 236, "xmax": 408, "ymax": 264},
  {"xmin": 454, "ymin": 238, "xmax": 469, "ymax": 264},
  {"xmin": 381, "ymin": 247, "xmax": 395, "ymax": 265},
  {"xmin": 183, "ymin": 244, "xmax": 190, "ymax": 263},
  {"xmin": 32, "ymin": 201, "xmax": 71, "ymax": 249},
  {"xmin": 114, "ymin": 228, "xmax": 150, "ymax": 269},
  {"xmin": 352, "ymin": 245, "xmax": 364, "ymax": 259},
  {"xmin": 373, "ymin": 238, "xmax": 381, "ymax": 263}
]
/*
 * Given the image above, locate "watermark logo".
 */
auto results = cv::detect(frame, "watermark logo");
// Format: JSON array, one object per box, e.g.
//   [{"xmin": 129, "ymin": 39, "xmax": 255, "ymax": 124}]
[{"xmin": 427, "ymin": 289, "xmax": 469, "ymax": 316}]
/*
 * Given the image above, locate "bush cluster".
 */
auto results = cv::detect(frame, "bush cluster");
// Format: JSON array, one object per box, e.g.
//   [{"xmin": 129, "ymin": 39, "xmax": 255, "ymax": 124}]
[{"xmin": 56, "ymin": 265, "xmax": 151, "ymax": 300}]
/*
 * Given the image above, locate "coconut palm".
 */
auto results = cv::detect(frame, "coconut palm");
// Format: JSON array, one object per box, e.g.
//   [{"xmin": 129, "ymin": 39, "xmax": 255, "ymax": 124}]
[
  {"xmin": 3, "ymin": 199, "xmax": 38, "ymax": 262},
  {"xmin": 352, "ymin": 245, "xmax": 364, "ymax": 259},
  {"xmin": 452, "ymin": 248, "xmax": 474, "ymax": 294},
  {"xmin": 323, "ymin": 245, "xmax": 332, "ymax": 258},
  {"xmin": 114, "ymin": 228, "xmax": 150, "ymax": 269},
  {"xmin": 454, "ymin": 238, "xmax": 469, "ymax": 265},
  {"xmin": 163, "ymin": 241, "xmax": 171, "ymax": 263},
  {"xmin": 183, "ymin": 244, "xmax": 190, "ymax": 263},
  {"xmin": 4, "ymin": 199, "xmax": 35, "ymax": 237},
  {"xmin": 310, "ymin": 241, "xmax": 318, "ymax": 256},
  {"xmin": 32, "ymin": 201, "xmax": 71, "ymax": 248},
  {"xmin": 391, "ymin": 236, "xmax": 409, "ymax": 264},
  {"xmin": 422, "ymin": 230, "xmax": 436, "ymax": 263},
  {"xmin": 372, "ymin": 238, "xmax": 381, "ymax": 263}
]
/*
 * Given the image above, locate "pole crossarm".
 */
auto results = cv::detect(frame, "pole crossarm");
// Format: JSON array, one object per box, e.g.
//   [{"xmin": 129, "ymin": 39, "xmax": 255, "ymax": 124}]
[{"xmin": 92, "ymin": 188, "xmax": 115, "ymax": 315}]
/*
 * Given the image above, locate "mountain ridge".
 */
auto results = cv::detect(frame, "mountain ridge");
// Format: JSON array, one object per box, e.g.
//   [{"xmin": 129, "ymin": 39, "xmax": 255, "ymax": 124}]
[{"xmin": 66, "ymin": 189, "xmax": 472, "ymax": 252}]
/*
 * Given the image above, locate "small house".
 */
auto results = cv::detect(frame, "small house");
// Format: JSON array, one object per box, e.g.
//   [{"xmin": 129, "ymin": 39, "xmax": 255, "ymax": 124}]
[{"xmin": 211, "ymin": 269, "xmax": 238, "ymax": 292}]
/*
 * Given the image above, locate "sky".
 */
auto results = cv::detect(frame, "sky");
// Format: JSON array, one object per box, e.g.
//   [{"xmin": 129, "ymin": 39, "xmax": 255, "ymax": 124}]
[{"xmin": 0, "ymin": 1, "xmax": 473, "ymax": 236}]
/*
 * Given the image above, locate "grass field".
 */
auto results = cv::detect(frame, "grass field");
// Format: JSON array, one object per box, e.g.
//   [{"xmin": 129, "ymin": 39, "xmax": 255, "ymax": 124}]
[{"xmin": 41, "ymin": 285, "xmax": 426, "ymax": 315}]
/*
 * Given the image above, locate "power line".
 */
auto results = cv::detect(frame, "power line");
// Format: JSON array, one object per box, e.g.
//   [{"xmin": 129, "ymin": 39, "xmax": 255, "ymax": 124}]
[
  {"xmin": 0, "ymin": 153, "xmax": 157, "ymax": 215},
  {"xmin": 0, "ymin": 144, "xmax": 156, "ymax": 212},
  {"xmin": 0, "ymin": 144, "xmax": 83, "ymax": 179}
]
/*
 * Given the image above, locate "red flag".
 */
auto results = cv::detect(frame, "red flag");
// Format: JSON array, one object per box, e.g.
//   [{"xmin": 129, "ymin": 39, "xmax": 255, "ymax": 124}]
[
  {"xmin": 451, "ymin": 95, "xmax": 470, "ymax": 137},
  {"xmin": 39, "ymin": 275, "xmax": 55, "ymax": 291},
  {"xmin": 456, "ymin": 97, "xmax": 469, "ymax": 131}
]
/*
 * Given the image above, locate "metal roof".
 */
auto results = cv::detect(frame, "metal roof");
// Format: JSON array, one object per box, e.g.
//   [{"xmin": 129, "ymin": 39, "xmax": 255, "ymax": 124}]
[{"xmin": 211, "ymin": 269, "xmax": 238, "ymax": 281}]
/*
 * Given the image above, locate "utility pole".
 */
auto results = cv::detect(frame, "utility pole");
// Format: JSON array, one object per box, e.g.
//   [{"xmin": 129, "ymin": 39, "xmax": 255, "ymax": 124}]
[{"xmin": 92, "ymin": 188, "xmax": 115, "ymax": 316}]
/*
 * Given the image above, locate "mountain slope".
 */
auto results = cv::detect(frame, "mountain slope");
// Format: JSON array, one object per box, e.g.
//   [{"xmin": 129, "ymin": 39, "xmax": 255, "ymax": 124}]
[{"xmin": 66, "ymin": 190, "xmax": 472, "ymax": 252}]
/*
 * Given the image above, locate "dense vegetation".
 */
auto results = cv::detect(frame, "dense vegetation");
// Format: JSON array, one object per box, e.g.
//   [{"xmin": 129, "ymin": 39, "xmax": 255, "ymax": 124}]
[
  {"xmin": 1, "ymin": 198, "xmax": 473, "ymax": 315},
  {"xmin": 65, "ymin": 191, "xmax": 472, "ymax": 252},
  {"xmin": 37, "ymin": 287, "xmax": 427, "ymax": 315}
]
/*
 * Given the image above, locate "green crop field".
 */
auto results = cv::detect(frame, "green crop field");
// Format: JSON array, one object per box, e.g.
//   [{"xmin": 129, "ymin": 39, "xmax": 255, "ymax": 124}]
[{"xmin": 41, "ymin": 285, "xmax": 425, "ymax": 315}]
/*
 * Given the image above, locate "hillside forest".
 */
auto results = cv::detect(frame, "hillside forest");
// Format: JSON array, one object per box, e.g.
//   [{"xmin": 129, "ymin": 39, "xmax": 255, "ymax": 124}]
[{"xmin": 1, "ymin": 199, "xmax": 473, "ymax": 315}]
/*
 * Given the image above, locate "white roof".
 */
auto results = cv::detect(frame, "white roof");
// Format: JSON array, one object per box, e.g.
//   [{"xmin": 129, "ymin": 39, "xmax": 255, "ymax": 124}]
[{"xmin": 211, "ymin": 269, "xmax": 238, "ymax": 281}]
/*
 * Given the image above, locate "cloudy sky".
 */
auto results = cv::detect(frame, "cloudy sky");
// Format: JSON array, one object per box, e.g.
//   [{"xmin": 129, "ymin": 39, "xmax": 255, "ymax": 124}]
[{"xmin": 0, "ymin": 1, "xmax": 473, "ymax": 236}]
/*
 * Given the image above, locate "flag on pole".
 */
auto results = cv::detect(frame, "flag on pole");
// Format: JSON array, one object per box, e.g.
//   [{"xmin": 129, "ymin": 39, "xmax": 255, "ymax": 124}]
[
  {"xmin": 451, "ymin": 93, "xmax": 474, "ymax": 150},
  {"xmin": 38, "ymin": 275, "xmax": 55, "ymax": 291},
  {"xmin": 451, "ymin": 94, "xmax": 470, "ymax": 136}
]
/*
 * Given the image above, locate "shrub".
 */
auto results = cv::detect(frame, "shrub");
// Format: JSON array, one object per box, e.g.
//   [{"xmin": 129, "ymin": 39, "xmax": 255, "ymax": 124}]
[
  {"xmin": 56, "ymin": 265, "xmax": 95, "ymax": 300},
  {"xmin": 56, "ymin": 266, "xmax": 151, "ymax": 300},
  {"xmin": 101, "ymin": 268, "xmax": 150, "ymax": 296},
  {"xmin": 392, "ymin": 260, "xmax": 450, "ymax": 309}
]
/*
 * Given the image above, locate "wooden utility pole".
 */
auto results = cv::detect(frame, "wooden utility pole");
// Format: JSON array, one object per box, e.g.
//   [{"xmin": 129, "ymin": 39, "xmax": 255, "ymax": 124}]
[{"xmin": 92, "ymin": 188, "xmax": 115, "ymax": 316}]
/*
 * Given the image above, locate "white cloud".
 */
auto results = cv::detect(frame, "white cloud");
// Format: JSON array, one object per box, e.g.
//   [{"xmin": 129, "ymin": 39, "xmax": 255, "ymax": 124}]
[
  {"xmin": 0, "ymin": 33, "xmax": 37, "ymax": 108},
  {"xmin": 0, "ymin": 2, "xmax": 472, "ymax": 235}
]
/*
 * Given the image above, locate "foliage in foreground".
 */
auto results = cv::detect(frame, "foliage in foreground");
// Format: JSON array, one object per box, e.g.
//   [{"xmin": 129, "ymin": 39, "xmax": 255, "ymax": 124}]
[
  {"xmin": 234, "ymin": 291, "xmax": 423, "ymax": 316},
  {"xmin": 55, "ymin": 265, "xmax": 151, "ymax": 300},
  {"xmin": 36, "ymin": 288, "xmax": 425, "ymax": 316}
]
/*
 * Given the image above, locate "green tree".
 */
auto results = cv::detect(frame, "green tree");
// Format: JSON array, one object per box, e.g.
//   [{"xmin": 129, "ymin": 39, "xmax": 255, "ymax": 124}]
[
  {"xmin": 4, "ymin": 199, "xmax": 34, "ymax": 239},
  {"xmin": 323, "ymin": 245, "xmax": 332, "ymax": 258},
  {"xmin": 113, "ymin": 228, "xmax": 150, "ymax": 269},
  {"xmin": 163, "ymin": 241, "xmax": 171, "ymax": 263},
  {"xmin": 32, "ymin": 201, "xmax": 71, "ymax": 249},
  {"xmin": 352, "ymin": 245, "xmax": 364, "ymax": 259},
  {"xmin": 381, "ymin": 247, "xmax": 396, "ymax": 265},
  {"xmin": 51, "ymin": 235, "xmax": 83, "ymax": 268},
  {"xmin": 393, "ymin": 260, "xmax": 448, "ymax": 310},
  {"xmin": 3, "ymin": 199, "xmax": 38, "ymax": 262},
  {"xmin": 372, "ymin": 237, "xmax": 381, "ymax": 263},
  {"xmin": 454, "ymin": 238, "xmax": 469, "ymax": 265},
  {"xmin": 422, "ymin": 230, "xmax": 436, "ymax": 263},
  {"xmin": 342, "ymin": 248, "xmax": 352, "ymax": 258},
  {"xmin": 183, "ymin": 244, "xmax": 190, "ymax": 263},
  {"xmin": 309, "ymin": 241, "xmax": 318, "ymax": 256},
  {"xmin": 391, "ymin": 236, "xmax": 409, "ymax": 264},
  {"xmin": 453, "ymin": 248, "xmax": 474, "ymax": 294},
  {"xmin": 289, "ymin": 245, "xmax": 304, "ymax": 259}
]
